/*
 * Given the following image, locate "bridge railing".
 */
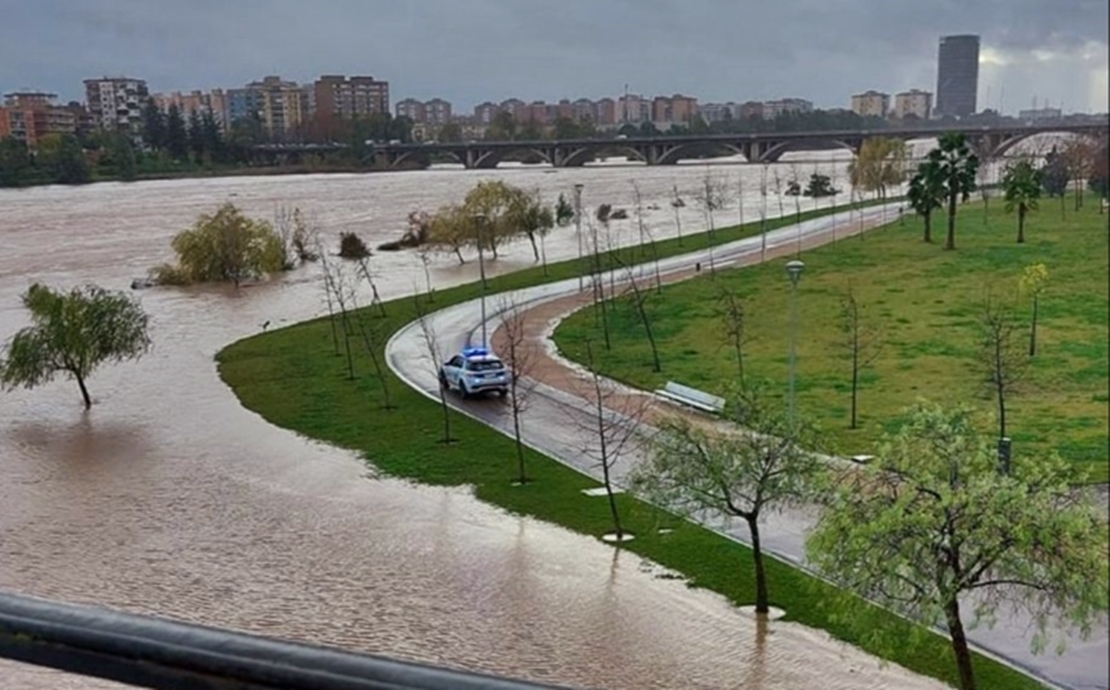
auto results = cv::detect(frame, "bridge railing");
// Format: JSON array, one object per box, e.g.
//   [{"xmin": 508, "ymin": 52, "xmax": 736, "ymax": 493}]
[{"xmin": 0, "ymin": 591, "xmax": 572, "ymax": 690}]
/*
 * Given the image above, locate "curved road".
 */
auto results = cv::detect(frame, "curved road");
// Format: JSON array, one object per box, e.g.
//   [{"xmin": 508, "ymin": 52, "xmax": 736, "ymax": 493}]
[{"xmin": 386, "ymin": 206, "xmax": 1109, "ymax": 690}]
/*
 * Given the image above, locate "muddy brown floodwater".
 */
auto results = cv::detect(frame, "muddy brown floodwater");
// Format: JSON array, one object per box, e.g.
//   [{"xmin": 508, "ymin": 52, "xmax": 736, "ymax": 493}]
[{"xmin": 0, "ymin": 159, "xmax": 951, "ymax": 689}]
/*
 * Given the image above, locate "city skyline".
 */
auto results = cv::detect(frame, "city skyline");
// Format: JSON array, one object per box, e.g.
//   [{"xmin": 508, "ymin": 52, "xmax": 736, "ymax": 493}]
[{"xmin": 0, "ymin": 0, "xmax": 1106, "ymax": 115}]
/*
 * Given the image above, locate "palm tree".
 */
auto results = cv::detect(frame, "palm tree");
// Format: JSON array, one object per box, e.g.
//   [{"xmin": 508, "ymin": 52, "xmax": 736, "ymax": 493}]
[
  {"xmin": 907, "ymin": 158, "xmax": 945, "ymax": 243},
  {"xmin": 1002, "ymin": 159, "xmax": 1042, "ymax": 244},
  {"xmin": 934, "ymin": 132, "xmax": 979, "ymax": 250}
]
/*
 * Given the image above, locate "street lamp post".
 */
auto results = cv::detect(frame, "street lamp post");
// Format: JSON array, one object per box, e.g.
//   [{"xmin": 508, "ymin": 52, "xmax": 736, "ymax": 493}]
[
  {"xmin": 474, "ymin": 212, "xmax": 488, "ymax": 346},
  {"xmin": 574, "ymin": 183, "xmax": 584, "ymax": 292},
  {"xmin": 785, "ymin": 259, "xmax": 805, "ymax": 427}
]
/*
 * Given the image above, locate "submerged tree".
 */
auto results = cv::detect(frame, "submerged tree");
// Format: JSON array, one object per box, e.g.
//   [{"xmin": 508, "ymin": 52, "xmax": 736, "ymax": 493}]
[
  {"xmin": 152, "ymin": 203, "xmax": 285, "ymax": 286},
  {"xmin": 0, "ymin": 283, "xmax": 151, "ymax": 409},
  {"xmin": 807, "ymin": 402, "xmax": 1109, "ymax": 690}
]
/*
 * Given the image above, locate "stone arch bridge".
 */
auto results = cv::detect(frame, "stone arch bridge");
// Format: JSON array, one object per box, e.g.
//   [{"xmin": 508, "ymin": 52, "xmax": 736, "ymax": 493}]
[{"xmin": 251, "ymin": 121, "xmax": 1107, "ymax": 170}]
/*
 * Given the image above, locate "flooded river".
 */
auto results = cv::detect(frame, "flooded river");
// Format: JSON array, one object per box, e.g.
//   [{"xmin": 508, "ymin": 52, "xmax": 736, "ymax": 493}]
[{"xmin": 2, "ymin": 152, "xmax": 964, "ymax": 689}]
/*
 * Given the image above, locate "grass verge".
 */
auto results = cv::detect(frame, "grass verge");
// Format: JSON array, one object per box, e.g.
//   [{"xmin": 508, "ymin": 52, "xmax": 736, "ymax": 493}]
[
  {"xmin": 556, "ymin": 196, "xmax": 1109, "ymax": 483},
  {"xmin": 218, "ymin": 198, "xmax": 1048, "ymax": 690}
]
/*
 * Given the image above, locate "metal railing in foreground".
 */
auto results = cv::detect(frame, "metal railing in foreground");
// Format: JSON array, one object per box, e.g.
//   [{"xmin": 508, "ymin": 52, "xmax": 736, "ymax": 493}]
[{"xmin": 0, "ymin": 591, "xmax": 573, "ymax": 690}]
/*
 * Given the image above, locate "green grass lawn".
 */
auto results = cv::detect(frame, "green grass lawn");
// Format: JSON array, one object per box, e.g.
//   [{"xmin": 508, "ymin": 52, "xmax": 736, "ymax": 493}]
[
  {"xmin": 217, "ymin": 198, "xmax": 1052, "ymax": 690},
  {"xmin": 556, "ymin": 197, "xmax": 1109, "ymax": 483}
]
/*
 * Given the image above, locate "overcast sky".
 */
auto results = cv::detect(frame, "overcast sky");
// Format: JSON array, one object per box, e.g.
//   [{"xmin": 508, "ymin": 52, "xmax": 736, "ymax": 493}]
[{"xmin": 2, "ymin": 0, "xmax": 1107, "ymax": 114}]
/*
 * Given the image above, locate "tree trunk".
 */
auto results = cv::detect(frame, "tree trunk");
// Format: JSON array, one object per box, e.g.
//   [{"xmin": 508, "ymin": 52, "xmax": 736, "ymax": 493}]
[
  {"xmin": 850, "ymin": 332, "xmax": 859, "ymax": 430},
  {"xmin": 454, "ymin": 247, "xmax": 465, "ymax": 265},
  {"xmin": 1029, "ymin": 297, "xmax": 1038, "ymax": 357},
  {"xmin": 527, "ymin": 231, "xmax": 539, "ymax": 262},
  {"xmin": 437, "ymin": 388, "xmax": 453, "ymax": 444},
  {"xmin": 945, "ymin": 190, "xmax": 957, "ymax": 250},
  {"xmin": 923, "ymin": 210, "xmax": 932, "ymax": 243},
  {"xmin": 748, "ymin": 517, "xmax": 770, "ymax": 615},
  {"xmin": 75, "ymin": 373, "xmax": 92, "ymax": 410},
  {"xmin": 512, "ymin": 395, "xmax": 526, "ymax": 483},
  {"xmin": 944, "ymin": 597, "xmax": 977, "ymax": 690},
  {"xmin": 1016, "ymin": 206, "xmax": 1026, "ymax": 243},
  {"xmin": 996, "ymin": 375, "xmax": 1007, "ymax": 439}
]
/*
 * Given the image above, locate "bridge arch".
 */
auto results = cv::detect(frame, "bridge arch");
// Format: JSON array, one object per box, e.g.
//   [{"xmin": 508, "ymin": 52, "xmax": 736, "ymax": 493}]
[
  {"xmin": 990, "ymin": 130, "xmax": 1103, "ymax": 159},
  {"xmin": 391, "ymin": 148, "xmax": 464, "ymax": 169},
  {"xmin": 473, "ymin": 147, "xmax": 552, "ymax": 169},
  {"xmin": 655, "ymin": 142, "xmax": 745, "ymax": 165},
  {"xmin": 560, "ymin": 144, "xmax": 648, "ymax": 167},
  {"xmin": 758, "ymin": 139, "xmax": 858, "ymax": 163}
]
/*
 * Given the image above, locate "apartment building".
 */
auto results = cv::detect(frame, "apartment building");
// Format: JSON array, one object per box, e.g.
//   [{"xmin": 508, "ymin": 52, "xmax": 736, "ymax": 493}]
[
  {"xmin": 424, "ymin": 98, "xmax": 452, "ymax": 126},
  {"xmin": 227, "ymin": 76, "xmax": 307, "ymax": 138},
  {"xmin": 700, "ymin": 102, "xmax": 740, "ymax": 123},
  {"xmin": 596, "ymin": 98, "xmax": 617, "ymax": 125},
  {"xmin": 395, "ymin": 98, "xmax": 425, "ymax": 122},
  {"xmin": 762, "ymin": 98, "xmax": 813, "ymax": 119},
  {"xmin": 0, "ymin": 92, "xmax": 77, "ymax": 146},
  {"xmin": 151, "ymin": 89, "xmax": 230, "ymax": 130},
  {"xmin": 618, "ymin": 93, "xmax": 650, "ymax": 124},
  {"xmin": 850, "ymin": 90, "xmax": 889, "ymax": 118},
  {"xmin": 738, "ymin": 101, "xmax": 765, "ymax": 120},
  {"xmin": 314, "ymin": 75, "xmax": 389, "ymax": 120},
  {"xmin": 473, "ymin": 101, "xmax": 499, "ymax": 124},
  {"xmin": 892, "ymin": 89, "xmax": 933, "ymax": 119},
  {"xmin": 651, "ymin": 94, "xmax": 698, "ymax": 124},
  {"xmin": 84, "ymin": 76, "xmax": 149, "ymax": 136}
]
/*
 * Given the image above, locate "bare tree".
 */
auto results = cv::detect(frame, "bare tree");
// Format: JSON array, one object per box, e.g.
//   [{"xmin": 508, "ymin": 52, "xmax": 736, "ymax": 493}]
[
  {"xmin": 416, "ymin": 243, "xmax": 435, "ymax": 302},
  {"xmin": 632, "ymin": 384, "xmax": 824, "ymax": 615},
  {"xmin": 717, "ymin": 285, "xmax": 753, "ymax": 386},
  {"xmin": 315, "ymin": 238, "xmax": 341, "ymax": 356},
  {"xmin": 496, "ymin": 293, "xmax": 537, "ymax": 484},
  {"xmin": 838, "ymin": 285, "xmax": 883, "ymax": 430},
  {"xmin": 414, "ymin": 292, "xmax": 457, "ymax": 444},
  {"xmin": 670, "ymin": 185, "xmax": 685, "ymax": 246},
  {"xmin": 356, "ymin": 256, "xmax": 387, "ymax": 318},
  {"xmin": 588, "ymin": 214, "xmax": 612, "ymax": 351},
  {"xmin": 574, "ymin": 339, "xmax": 650, "ymax": 542},
  {"xmin": 759, "ymin": 164, "xmax": 770, "ymax": 260},
  {"xmin": 630, "ymin": 179, "xmax": 648, "ymax": 257},
  {"xmin": 320, "ymin": 245, "xmax": 355, "ymax": 378},
  {"xmin": 977, "ymin": 293, "xmax": 1027, "ymax": 440},
  {"xmin": 696, "ymin": 168, "xmax": 729, "ymax": 275},
  {"xmin": 349, "ymin": 282, "xmax": 395, "ymax": 410},
  {"xmin": 1062, "ymin": 138, "xmax": 1095, "ymax": 211},
  {"xmin": 736, "ymin": 169, "xmax": 745, "ymax": 228},
  {"xmin": 613, "ymin": 255, "xmax": 661, "ymax": 373},
  {"xmin": 631, "ymin": 180, "xmax": 661, "ymax": 288},
  {"xmin": 772, "ymin": 167, "xmax": 786, "ymax": 221},
  {"xmin": 977, "ymin": 152, "xmax": 994, "ymax": 224}
]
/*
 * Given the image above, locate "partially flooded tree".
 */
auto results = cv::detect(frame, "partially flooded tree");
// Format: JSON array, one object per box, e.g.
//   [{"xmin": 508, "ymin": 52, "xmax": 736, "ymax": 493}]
[
  {"xmin": 0, "ymin": 283, "xmax": 151, "ymax": 409},
  {"xmin": 806, "ymin": 402, "xmax": 1109, "ymax": 690},
  {"xmin": 977, "ymin": 293, "xmax": 1027, "ymax": 440},
  {"xmin": 508, "ymin": 188, "xmax": 555, "ymax": 270},
  {"xmin": 633, "ymin": 384, "xmax": 824, "ymax": 615},
  {"xmin": 339, "ymin": 232, "xmax": 371, "ymax": 260},
  {"xmin": 151, "ymin": 203, "xmax": 285, "ymax": 287},
  {"xmin": 839, "ymin": 285, "xmax": 883, "ymax": 430},
  {"xmin": 315, "ymin": 238, "xmax": 341, "ymax": 356},
  {"xmin": 414, "ymin": 292, "xmax": 456, "ymax": 444},
  {"xmin": 274, "ymin": 205, "xmax": 318, "ymax": 269},
  {"xmin": 630, "ymin": 180, "xmax": 662, "ymax": 291},
  {"xmin": 670, "ymin": 184, "xmax": 685, "ymax": 246},
  {"xmin": 1020, "ymin": 263, "xmax": 1049, "ymax": 357},
  {"xmin": 496, "ymin": 293, "xmax": 537, "ymax": 484},
  {"xmin": 355, "ymin": 256, "xmax": 387, "ymax": 317},
  {"xmin": 716, "ymin": 286, "xmax": 752, "ymax": 386}
]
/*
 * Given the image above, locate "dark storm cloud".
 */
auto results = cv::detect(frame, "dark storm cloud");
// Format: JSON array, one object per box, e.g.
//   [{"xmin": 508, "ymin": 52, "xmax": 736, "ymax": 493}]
[{"xmin": 1, "ymin": 0, "xmax": 1106, "ymax": 112}]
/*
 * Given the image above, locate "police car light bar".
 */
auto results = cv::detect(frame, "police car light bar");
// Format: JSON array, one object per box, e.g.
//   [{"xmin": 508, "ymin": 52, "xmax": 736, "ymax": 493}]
[{"xmin": 462, "ymin": 347, "xmax": 490, "ymax": 358}]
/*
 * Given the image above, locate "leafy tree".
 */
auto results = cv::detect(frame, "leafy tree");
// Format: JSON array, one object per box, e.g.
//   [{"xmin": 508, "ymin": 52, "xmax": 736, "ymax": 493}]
[
  {"xmin": 1039, "ymin": 146, "xmax": 1069, "ymax": 198},
  {"xmin": 1088, "ymin": 137, "xmax": 1109, "ymax": 204},
  {"xmin": 38, "ymin": 134, "xmax": 90, "ymax": 184},
  {"xmin": 106, "ymin": 132, "xmax": 138, "ymax": 181},
  {"xmin": 933, "ymin": 132, "xmax": 979, "ymax": 250},
  {"xmin": 187, "ymin": 110, "xmax": 205, "ymax": 162},
  {"xmin": 165, "ymin": 104, "xmax": 189, "ymax": 160},
  {"xmin": 199, "ymin": 111, "xmax": 226, "ymax": 164},
  {"xmin": 0, "ymin": 136, "xmax": 32, "ymax": 186},
  {"xmin": 508, "ymin": 188, "xmax": 554, "ymax": 266},
  {"xmin": 551, "ymin": 116, "xmax": 581, "ymax": 140},
  {"xmin": 803, "ymin": 173, "xmax": 838, "ymax": 197},
  {"xmin": 907, "ymin": 157, "xmax": 945, "ymax": 243},
  {"xmin": 339, "ymin": 232, "xmax": 371, "ymax": 259},
  {"xmin": 485, "ymin": 111, "xmax": 517, "ymax": 141},
  {"xmin": 0, "ymin": 283, "xmax": 151, "ymax": 409},
  {"xmin": 633, "ymin": 384, "xmax": 824, "ymax": 615},
  {"xmin": 141, "ymin": 99, "xmax": 166, "ymax": 151},
  {"xmin": 1019, "ymin": 264, "xmax": 1048, "ymax": 357},
  {"xmin": 1002, "ymin": 159, "xmax": 1042, "ymax": 243},
  {"xmin": 436, "ymin": 121, "xmax": 463, "ymax": 142},
  {"xmin": 806, "ymin": 402, "xmax": 1108, "ymax": 690},
  {"xmin": 151, "ymin": 203, "xmax": 285, "ymax": 287},
  {"xmin": 554, "ymin": 193, "xmax": 575, "ymax": 227},
  {"xmin": 462, "ymin": 179, "xmax": 522, "ymax": 258},
  {"xmin": 847, "ymin": 137, "xmax": 907, "ymax": 205}
]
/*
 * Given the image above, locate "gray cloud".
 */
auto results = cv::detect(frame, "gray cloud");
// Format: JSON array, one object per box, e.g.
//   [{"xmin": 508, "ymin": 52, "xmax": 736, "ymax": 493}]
[{"xmin": 1, "ymin": 0, "xmax": 1106, "ymax": 113}]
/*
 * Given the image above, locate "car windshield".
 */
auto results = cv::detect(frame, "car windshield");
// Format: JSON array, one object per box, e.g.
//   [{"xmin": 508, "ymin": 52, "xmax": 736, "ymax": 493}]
[{"xmin": 466, "ymin": 359, "xmax": 503, "ymax": 372}]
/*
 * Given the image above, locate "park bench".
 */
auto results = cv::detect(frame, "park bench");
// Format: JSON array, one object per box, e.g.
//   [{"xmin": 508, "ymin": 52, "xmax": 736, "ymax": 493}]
[{"xmin": 654, "ymin": 381, "xmax": 726, "ymax": 414}]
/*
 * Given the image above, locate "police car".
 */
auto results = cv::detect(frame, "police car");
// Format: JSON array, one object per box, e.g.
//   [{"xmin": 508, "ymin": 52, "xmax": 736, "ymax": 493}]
[{"xmin": 438, "ymin": 346, "xmax": 510, "ymax": 398}]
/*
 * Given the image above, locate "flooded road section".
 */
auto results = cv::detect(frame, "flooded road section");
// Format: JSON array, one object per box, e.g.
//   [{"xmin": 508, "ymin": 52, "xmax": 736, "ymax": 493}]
[{"xmin": 1, "ymin": 158, "xmax": 950, "ymax": 688}]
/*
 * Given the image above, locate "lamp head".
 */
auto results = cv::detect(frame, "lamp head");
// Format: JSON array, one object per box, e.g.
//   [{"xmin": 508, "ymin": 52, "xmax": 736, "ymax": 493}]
[{"xmin": 785, "ymin": 259, "xmax": 805, "ymax": 286}]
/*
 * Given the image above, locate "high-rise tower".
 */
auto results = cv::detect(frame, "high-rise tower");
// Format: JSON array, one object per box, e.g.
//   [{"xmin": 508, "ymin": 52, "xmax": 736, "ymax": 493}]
[{"xmin": 935, "ymin": 35, "xmax": 980, "ymax": 118}]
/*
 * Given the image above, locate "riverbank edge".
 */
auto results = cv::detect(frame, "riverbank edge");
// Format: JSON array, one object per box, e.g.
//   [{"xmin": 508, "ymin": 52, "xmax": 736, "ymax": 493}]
[{"xmin": 216, "ymin": 201, "xmax": 1045, "ymax": 690}]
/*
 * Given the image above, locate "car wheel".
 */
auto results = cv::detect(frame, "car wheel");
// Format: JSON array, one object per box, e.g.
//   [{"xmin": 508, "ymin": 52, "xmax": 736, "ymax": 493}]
[
  {"xmin": 459, "ymin": 382, "xmax": 471, "ymax": 399},
  {"xmin": 438, "ymin": 371, "xmax": 449, "ymax": 389}
]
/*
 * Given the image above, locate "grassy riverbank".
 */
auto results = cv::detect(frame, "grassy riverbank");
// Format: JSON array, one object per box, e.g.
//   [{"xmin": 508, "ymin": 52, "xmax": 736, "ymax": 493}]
[
  {"xmin": 218, "ymin": 202, "xmax": 1046, "ymax": 690},
  {"xmin": 557, "ymin": 198, "xmax": 1109, "ymax": 483}
]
